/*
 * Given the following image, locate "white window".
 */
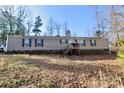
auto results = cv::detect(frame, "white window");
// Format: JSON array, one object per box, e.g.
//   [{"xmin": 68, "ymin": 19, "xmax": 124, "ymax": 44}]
[
  {"xmin": 24, "ymin": 38, "xmax": 30, "ymax": 46},
  {"xmin": 60, "ymin": 39, "xmax": 68, "ymax": 44},
  {"xmin": 90, "ymin": 40, "xmax": 96, "ymax": 46},
  {"xmin": 35, "ymin": 39, "xmax": 43, "ymax": 47},
  {"xmin": 37, "ymin": 39, "xmax": 41, "ymax": 46},
  {"xmin": 69, "ymin": 39, "xmax": 78, "ymax": 43},
  {"xmin": 80, "ymin": 40, "xmax": 85, "ymax": 46},
  {"xmin": 22, "ymin": 38, "xmax": 31, "ymax": 47}
]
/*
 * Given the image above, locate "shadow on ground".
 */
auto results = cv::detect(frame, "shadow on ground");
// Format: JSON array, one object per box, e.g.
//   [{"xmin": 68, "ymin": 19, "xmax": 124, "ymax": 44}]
[
  {"xmin": 65, "ymin": 54, "xmax": 117, "ymax": 61},
  {"xmin": 21, "ymin": 55, "xmax": 119, "ymax": 75},
  {"xmin": 28, "ymin": 53, "xmax": 117, "ymax": 61}
]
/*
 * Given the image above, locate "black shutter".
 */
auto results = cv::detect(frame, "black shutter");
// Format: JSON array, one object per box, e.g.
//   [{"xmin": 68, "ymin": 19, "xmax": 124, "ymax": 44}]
[
  {"xmin": 29, "ymin": 39, "xmax": 32, "ymax": 47},
  {"xmin": 41, "ymin": 39, "xmax": 43, "ymax": 47},
  {"xmin": 22, "ymin": 38, "xmax": 24, "ymax": 47},
  {"xmin": 94, "ymin": 40, "xmax": 96, "ymax": 46},
  {"xmin": 84, "ymin": 40, "xmax": 85, "ymax": 46},
  {"xmin": 35, "ymin": 39, "xmax": 37, "ymax": 47},
  {"xmin": 90, "ymin": 40, "xmax": 92, "ymax": 46},
  {"xmin": 66, "ymin": 39, "xmax": 68, "ymax": 44},
  {"xmin": 60, "ymin": 39, "xmax": 62, "ymax": 44}
]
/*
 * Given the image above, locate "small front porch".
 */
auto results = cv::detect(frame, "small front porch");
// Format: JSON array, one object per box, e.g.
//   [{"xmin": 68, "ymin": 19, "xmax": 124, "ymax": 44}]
[{"xmin": 63, "ymin": 42, "xmax": 80, "ymax": 55}]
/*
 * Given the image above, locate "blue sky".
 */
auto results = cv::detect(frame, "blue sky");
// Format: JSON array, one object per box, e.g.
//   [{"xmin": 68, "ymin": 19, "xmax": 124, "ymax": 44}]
[{"xmin": 28, "ymin": 5, "xmax": 110, "ymax": 37}]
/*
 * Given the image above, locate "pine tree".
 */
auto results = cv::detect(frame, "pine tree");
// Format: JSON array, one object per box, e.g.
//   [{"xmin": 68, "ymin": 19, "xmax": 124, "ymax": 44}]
[{"xmin": 33, "ymin": 16, "xmax": 43, "ymax": 36}]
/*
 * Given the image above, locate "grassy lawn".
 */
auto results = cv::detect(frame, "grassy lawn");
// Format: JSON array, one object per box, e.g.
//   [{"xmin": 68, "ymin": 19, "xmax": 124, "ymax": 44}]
[{"xmin": 0, "ymin": 53, "xmax": 124, "ymax": 88}]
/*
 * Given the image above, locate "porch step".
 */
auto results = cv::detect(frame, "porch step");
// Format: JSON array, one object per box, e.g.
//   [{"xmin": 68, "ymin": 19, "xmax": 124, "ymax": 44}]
[{"xmin": 64, "ymin": 49, "xmax": 71, "ymax": 54}]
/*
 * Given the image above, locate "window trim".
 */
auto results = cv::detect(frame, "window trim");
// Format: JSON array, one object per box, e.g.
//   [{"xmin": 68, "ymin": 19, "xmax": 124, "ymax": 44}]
[
  {"xmin": 35, "ymin": 38, "xmax": 43, "ymax": 47},
  {"xmin": 90, "ymin": 40, "xmax": 96, "ymax": 47},
  {"xmin": 60, "ymin": 39, "xmax": 68, "ymax": 44},
  {"xmin": 22, "ymin": 38, "xmax": 31, "ymax": 47},
  {"xmin": 80, "ymin": 40, "xmax": 85, "ymax": 47}
]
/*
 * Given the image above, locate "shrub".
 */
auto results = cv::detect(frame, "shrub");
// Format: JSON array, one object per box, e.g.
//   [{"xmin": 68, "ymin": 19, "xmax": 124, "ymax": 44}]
[{"xmin": 117, "ymin": 38, "xmax": 124, "ymax": 62}]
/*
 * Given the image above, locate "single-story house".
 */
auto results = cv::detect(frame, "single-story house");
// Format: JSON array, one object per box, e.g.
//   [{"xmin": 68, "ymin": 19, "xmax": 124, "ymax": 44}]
[{"xmin": 5, "ymin": 35, "xmax": 109, "ymax": 54}]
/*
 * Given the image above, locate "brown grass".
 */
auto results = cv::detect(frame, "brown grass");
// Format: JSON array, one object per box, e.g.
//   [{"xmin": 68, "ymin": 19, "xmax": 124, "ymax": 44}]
[{"xmin": 0, "ymin": 54, "xmax": 124, "ymax": 88}]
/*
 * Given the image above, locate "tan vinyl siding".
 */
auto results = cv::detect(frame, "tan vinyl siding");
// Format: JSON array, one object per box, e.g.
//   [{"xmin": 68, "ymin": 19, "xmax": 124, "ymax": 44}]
[
  {"xmin": 79, "ymin": 39, "xmax": 108, "ymax": 49},
  {"xmin": 6, "ymin": 35, "xmax": 109, "ymax": 51},
  {"xmin": 7, "ymin": 36, "xmax": 23, "ymax": 51}
]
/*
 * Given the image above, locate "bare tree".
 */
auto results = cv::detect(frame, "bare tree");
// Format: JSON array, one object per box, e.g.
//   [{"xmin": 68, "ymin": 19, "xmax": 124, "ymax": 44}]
[
  {"xmin": 26, "ymin": 20, "xmax": 33, "ymax": 36},
  {"xmin": 16, "ymin": 6, "xmax": 26, "ymax": 35},
  {"xmin": 100, "ymin": 17, "xmax": 109, "ymax": 33},
  {"xmin": 93, "ymin": 6, "xmax": 109, "ymax": 37},
  {"xmin": 86, "ymin": 29, "xmax": 91, "ymax": 36},
  {"xmin": 110, "ymin": 5, "xmax": 120, "ymax": 40},
  {"xmin": 54, "ymin": 22, "xmax": 61, "ymax": 36},
  {"xmin": 0, "ymin": 18, "xmax": 8, "ymax": 44},
  {"xmin": 0, "ymin": 5, "xmax": 27, "ymax": 36},
  {"xmin": 0, "ymin": 5, "xmax": 16, "ymax": 35},
  {"xmin": 25, "ymin": 7, "xmax": 33, "ymax": 36},
  {"xmin": 106, "ymin": 5, "xmax": 124, "ymax": 51},
  {"xmin": 93, "ymin": 6, "xmax": 103, "ymax": 37},
  {"xmin": 114, "ymin": 5, "xmax": 124, "ymax": 32},
  {"xmin": 115, "ymin": 6, "xmax": 124, "ymax": 18},
  {"xmin": 95, "ymin": 6, "xmax": 101, "ymax": 31},
  {"xmin": 63, "ymin": 21, "xmax": 69, "ymax": 36},
  {"xmin": 46, "ymin": 17, "xmax": 54, "ymax": 36}
]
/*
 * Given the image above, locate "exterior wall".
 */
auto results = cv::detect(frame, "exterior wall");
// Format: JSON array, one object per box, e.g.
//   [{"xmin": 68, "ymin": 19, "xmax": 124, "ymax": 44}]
[
  {"xmin": 6, "ymin": 36, "xmax": 23, "ymax": 51},
  {"xmin": 67, "ymin": 38, "xmax": 108, "ymax": 50},
  {"xmin": 6, "ymin": 35, "xmax": 109, "ymax": 52},
  {"xmin": 79, "ymin": 38, "xmax": 108, "ymax": 50}
]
